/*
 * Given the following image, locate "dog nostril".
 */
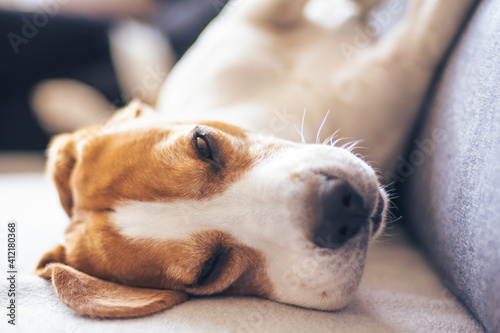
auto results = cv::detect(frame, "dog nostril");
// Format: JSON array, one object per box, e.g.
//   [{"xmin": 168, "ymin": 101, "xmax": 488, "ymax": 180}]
[
  {"xmin": 313, "ymin": 178, "xmax": 367, "ymax": 249},
  {"xmin": 342, "ymin": 194, "xmax": 352, "ymax": 208},
  {"xmin": 339, "ymin": 225, "xmax": 348, "ymax": 237},
  {"xmin": 322, "ymin": 179, "xmax": 364, "ymax": 216}
]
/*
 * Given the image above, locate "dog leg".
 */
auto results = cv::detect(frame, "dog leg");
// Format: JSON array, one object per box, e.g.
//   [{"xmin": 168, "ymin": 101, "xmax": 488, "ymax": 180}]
[
  {"xmin": 328, "ymin": 0, "xmax": 477, "ymax": 174},
  {"xmin": 234, "ymin": 0, "xmax": 382, "ymax": 26},
  {"xmin": 31, "ymin": 79, "xmax": 115, "ymax": 134}
]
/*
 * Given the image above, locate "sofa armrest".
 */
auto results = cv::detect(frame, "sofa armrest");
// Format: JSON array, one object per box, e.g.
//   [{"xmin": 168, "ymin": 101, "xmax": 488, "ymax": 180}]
[{"xmin": 401, "ymin": 0, "xmax": 500, "ymax": 331}]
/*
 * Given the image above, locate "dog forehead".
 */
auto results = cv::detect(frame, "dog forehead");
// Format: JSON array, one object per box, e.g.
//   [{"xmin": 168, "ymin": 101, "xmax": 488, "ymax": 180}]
[{"xmin": 77, "ymin": 119, "xmax": 254, "ymax": 157}]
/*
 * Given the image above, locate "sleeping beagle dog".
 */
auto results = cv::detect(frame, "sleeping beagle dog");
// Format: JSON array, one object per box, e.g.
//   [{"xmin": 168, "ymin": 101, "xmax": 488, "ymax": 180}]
[{"xmin": 36, "ymin": 0, "xmax": 475, "ymax": 318}]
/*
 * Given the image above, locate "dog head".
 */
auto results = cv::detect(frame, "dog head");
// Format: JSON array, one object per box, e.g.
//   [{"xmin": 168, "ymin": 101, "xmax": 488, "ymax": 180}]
[{"xmin": 37, "ymin": 101, "xmax": 387, "ymax": 318}]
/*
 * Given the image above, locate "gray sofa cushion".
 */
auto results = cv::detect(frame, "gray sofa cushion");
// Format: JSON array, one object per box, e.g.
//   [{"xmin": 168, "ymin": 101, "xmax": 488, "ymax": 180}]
[{"xmin": 401, "ymin": 0, "xmax": 500, "ymax": 331}]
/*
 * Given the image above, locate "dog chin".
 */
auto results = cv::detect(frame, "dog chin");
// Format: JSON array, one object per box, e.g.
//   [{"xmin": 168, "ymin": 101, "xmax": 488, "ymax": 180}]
[{"xmin": 268, "ymin": 224, "xmax": 371, "ymax": 312}]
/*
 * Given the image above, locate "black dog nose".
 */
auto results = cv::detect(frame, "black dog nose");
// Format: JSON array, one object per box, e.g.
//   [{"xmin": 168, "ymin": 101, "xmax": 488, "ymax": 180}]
[{"xmin": 313, "ymin": 178, "xmax": 367, "ymax": 249}]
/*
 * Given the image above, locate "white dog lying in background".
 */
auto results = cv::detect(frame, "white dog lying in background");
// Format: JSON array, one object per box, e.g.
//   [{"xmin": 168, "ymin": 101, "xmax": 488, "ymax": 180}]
[{"xmin": 34, "ymin": 0, "xmax": 474, "ymax": 318}]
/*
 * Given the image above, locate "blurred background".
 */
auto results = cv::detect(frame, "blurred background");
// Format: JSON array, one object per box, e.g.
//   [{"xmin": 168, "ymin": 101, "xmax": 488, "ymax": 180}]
[{"xmin": 0, "ymin": 0, "xmax": 229, "ymax": 151}]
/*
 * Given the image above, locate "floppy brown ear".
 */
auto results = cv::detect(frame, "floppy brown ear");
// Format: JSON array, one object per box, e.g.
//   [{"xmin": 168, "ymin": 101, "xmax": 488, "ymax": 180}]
[
  {"xmin": 47, "ymin": 133, "xmax": 77, "ymax": 217},
  {"xmin": 35, "ymin": 245, "xmax": 188, "ymax": 318}
]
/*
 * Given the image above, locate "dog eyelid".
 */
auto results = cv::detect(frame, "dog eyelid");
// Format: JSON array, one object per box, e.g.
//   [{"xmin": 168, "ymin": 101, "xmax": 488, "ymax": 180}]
[
  {"xmin": 193, "ymin": 127, "xmax": 213, "ymax": 161},
  {"xmin": 198, "ymin": 252, "xmax": 220, "ymax": 283},
  {"xmin": 190, "ymin": 247, "xmax": 231, "ymax": 288},
  {"xmin": 196, "ymin": 135, "xmax": 212, "ymax": 160}
]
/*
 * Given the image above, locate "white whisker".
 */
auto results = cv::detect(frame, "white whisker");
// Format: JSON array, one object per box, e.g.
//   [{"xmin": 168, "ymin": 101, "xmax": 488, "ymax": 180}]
[
  {"xmin": 354, "ymin": 153, "xmax": 366, "ymax": 161},
  {"xmin": 301, "ymin": 108, "xmax": 307, "ymax": 141},
  {"xmin": 316, "ymin": 109, "xmax": 330, "ymax": 144},
  {"xmin": 332, "ymin": 137, "xmax": 348, "ymax": 147},
  {"xmin": 293, "ymin": 108, "xmax": 308, "ymax": 144},
  {"xmin": 322, "ymin": 129, "xmax": 340, "ymax": 146},
  {"xmin": 344, "ymin": 139, "xmax": 363, "ymax": 152},
  {"xmin": 293, "ymin": 124, "xmax": 306, "ymax": 144},
  {"xmin": 340, "ymin": 139, "xmax": 360, "ymax": 151},
  {"xmin": 340, "ymin": 141, "xmax": 351, "ymax": 149}
]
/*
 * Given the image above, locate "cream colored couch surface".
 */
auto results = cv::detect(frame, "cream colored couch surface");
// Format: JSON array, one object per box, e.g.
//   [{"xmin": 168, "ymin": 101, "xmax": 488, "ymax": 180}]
[{"xmin": 0, "ymin": 153, "xmax": 483, "ymax": 332}]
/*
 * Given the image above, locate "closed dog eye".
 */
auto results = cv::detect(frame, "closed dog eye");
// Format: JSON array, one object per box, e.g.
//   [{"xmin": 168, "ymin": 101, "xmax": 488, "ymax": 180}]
[{"xmin": 191, "ymin": 247, "xmax": 232, "ymax": 288}]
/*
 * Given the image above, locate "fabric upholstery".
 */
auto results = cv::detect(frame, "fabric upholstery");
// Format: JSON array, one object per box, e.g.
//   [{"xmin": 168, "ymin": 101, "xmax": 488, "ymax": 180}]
[{"xmin": 401, "ymin": 0, "xmax": 500, "ymax": 331}]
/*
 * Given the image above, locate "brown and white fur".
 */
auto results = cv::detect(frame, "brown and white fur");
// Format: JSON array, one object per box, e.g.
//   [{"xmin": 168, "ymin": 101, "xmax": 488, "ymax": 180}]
[{"xmin": 36, "ymin": 0, "xmax": 475, "ymax": 318}]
